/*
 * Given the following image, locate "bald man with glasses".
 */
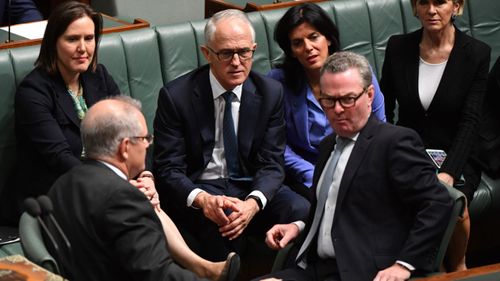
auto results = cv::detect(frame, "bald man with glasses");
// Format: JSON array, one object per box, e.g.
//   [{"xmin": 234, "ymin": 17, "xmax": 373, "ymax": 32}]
[{"xmin": 153, "ymin": 9, "xmax": 309, "ymax": 261}]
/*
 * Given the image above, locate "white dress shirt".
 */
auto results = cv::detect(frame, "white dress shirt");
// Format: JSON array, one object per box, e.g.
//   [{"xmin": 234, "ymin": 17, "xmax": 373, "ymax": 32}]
[{"xmin": 187, "ymin": 70, "xmax": 267, "ymax": 208}]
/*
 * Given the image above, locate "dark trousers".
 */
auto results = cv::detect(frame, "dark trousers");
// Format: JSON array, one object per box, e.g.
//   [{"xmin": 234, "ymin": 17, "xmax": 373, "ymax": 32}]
[
  {"xmin": 254, "ymin": 258, "xmax": 340, "ymax": 281},
  {"xmin": 166, "ymin": 178, "xmax": 310, "ymax": 260}
]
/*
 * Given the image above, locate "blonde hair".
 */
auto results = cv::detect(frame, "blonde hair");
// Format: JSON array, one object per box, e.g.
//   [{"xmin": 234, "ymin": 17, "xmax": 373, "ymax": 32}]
[{"xmin": 411, "ymin": 0, "xmax": 464, "ymax": 17}]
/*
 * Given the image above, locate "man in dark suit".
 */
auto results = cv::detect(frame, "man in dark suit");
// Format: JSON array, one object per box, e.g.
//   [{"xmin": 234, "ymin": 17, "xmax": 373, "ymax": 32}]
[
  {"xmin": 0, "ymin": 0, "xmax": 42, "ymax": 26},
  {"xmin": 153, "ymin": 9, "xmax": 309, "ymax": 260},
  {"xmin": 48, "ymin": 96, "xmax": 205, "ymax": 281},
  {"xmin": 259, "ymin": 52, "xmax": 453, "ymax": 281}
]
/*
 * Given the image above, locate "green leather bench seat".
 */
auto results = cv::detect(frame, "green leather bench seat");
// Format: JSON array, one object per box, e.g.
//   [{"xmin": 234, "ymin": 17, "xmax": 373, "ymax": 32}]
[{"xmin": 0, "ymin": 0, "xmax": 499, "ymax": 258}]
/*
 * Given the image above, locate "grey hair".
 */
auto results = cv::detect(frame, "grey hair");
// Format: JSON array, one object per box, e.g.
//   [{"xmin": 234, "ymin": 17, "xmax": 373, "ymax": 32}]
[
  {"xmin": 320, "ymin": 51, "xmax": 372, "ymax": 89},
  {"xmin": 81, "ymin": 95, "xmax": 143, "ymax": 159},
  {"xmin": 204, "ymin": 9, "xmax": 255, "ymax": 44}
]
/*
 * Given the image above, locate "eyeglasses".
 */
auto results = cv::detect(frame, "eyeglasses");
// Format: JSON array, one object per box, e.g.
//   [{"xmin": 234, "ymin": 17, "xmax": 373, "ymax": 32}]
[
  {"xmin": 130, "ymin": 134, "xmax": 154, "ymax": 145},
  {"xmin": 205, "ymin": 46, "xmax": 255, "ymax": 62},
  {"xmin": 319, "ymin": 88, "xmax": 367, "ymax": 109}
]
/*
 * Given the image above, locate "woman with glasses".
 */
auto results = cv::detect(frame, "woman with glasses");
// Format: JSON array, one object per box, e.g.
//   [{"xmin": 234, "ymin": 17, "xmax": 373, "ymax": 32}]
[
  {"xmin": 381, "ymin": 0, "xmax": 490, "ymax": 272},
  {"xmin": 267, "ymin": 3, "xmax": 385, "ymax": 200}
]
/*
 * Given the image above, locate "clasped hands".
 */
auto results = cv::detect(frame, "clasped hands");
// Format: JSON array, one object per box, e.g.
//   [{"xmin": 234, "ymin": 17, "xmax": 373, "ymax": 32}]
[
  {"xmin": 129, "ymin": 171, "xmax": 161, "ymax": 211},
  {"xmin": 194, "ymin": 192, "xmax": 260, "ymax": 240}
]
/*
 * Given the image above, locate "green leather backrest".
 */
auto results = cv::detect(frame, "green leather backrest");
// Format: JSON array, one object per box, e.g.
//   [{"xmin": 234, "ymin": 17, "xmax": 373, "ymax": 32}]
[
  {"xmin": 0, "ymin": 46, "xmax": 38, "ymax": 200},
  {"xmin": 98, "ymin": 33, "xmax": 131, "ymax": 96},
  {"xmin": 466, "ymin": 0, "xmax": 500, "ymax": 67},
  {"xmin": 104, "ymin": 29, "xmax": 164, "ymax": 133},
  {"xmin": 156, "ymin": 22, "xmax": 202, "ymax": 84}
]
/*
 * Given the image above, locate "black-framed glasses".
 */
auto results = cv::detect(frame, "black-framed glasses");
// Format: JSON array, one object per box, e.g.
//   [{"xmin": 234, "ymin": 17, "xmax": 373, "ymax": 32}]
[
  {"xmin": 130, "ymin": 134, "xmax": 154, "ymax": 145},
  {"xmin": 205, "ymin": 46, "xmax": 255, "ymax": 62},
  {"xmin": 319, "ymin": 88, "xmax": 367, "ymax": 109}
]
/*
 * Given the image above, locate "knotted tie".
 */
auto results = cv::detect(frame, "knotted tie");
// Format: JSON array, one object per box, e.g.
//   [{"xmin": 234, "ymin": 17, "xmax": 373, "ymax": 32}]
[
  {"xmin": 296, "ymin": 137, "xmax": 349, "ymax": 267},
  {"xmin": 222, "ymin": 91, "xmax": 240, "ymax": 178}
]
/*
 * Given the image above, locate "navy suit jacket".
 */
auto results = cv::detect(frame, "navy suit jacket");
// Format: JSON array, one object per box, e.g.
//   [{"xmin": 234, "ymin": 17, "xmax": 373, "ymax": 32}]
[
  {"xmin": 381, "ymin": 27, "xmax": 490, "ymax": 181},
  {"xmin": 298, "ymin": 116, "xmax": 452, "ymax": 281},
  {"xmin": 153, "ymin": 65, "xmax": 286, "ymax": 207},
  {"xmin": 48, "ymin": 160, "xmax": 204, "ymax": 281},
  {"xmin": 0, "ymin": 0, "xmax": 42, "ymax": 26},
  {"xmin": 1, "ymin": 64, "xmax": 119, "ymax": 224}
]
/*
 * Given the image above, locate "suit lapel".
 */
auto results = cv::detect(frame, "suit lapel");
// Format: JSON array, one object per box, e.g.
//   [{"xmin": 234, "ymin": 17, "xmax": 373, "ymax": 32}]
[
  {"xmin": 54, "ymin": 74, "xmax": 80, "ymax": 127},
  {"xmin": 334, "ymin": 116, "xmax": 377, "ymax": 221},
  {"xmin": 192, "ymin": 69, "xmax": 215, "ymax": 163},
  {"xmin": 81, "ymin": 71, "xmax": 102, "ymax": 106},
  {"xmin": 427, "ymin": 27, "xmax": 468, "ymax": 113},
  {"xmin": 406, "ymin": 29, "xmax": 425, "ymax": 113},
  {"xmin": 238, "ymin": 77, "xmax": 261, "ymax": 157}
]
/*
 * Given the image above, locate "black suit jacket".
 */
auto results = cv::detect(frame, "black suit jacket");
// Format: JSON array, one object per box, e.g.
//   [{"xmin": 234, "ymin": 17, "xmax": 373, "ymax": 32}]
[
  {"xmin": 2, "ymin": 64, "xmax": 119, "ymax": 224},
  {"xmin": 153, "ymin": 65, "xmax": 286, "ymax": 205},
  {"xmin": 299, "ymin": 116, "xmax": 452, "ymax": 281},
  {"xmin": 381, "ymin": 27, "xmax": 490, "ymax": 181},
  {"xmin": 48, "ymin": 160, "xmax": 204, "ymax": 281}
]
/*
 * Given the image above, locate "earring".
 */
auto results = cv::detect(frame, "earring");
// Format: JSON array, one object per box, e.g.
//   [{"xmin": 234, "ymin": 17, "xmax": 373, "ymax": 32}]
[{"xmin": 451, "ymin": 13, "xmax": 457, "ymax": 21}]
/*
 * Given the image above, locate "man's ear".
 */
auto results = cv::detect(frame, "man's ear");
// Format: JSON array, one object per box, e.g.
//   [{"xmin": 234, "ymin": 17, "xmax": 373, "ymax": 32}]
[
  {"xmin": 201, "ymin": 45, "xmax": 211, "ymax": 63},
  {"xmin": 118, "ymin": 138, "xmax": 129, "ymax": 161},
  {"xmin": 366, "ymin": 84, "xmax": 375, "ymax": 104}
]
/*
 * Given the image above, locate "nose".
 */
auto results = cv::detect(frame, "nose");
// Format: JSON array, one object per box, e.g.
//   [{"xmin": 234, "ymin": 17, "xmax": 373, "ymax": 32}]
[
  {"xmin": 333, "ymin": 100, "xmax": 345, "ymax": 114},
  {"xmin": 77, "ymin": 38, "xmax": 86, "ymax": 53},
  {"xmin": 427, "ymin": 3, "xmax": 437, "ymax": 14},
  {"xmin": 230, "ymin": 53, "xmax": 241, "ymax": 66},
  {"xmin": 304, "ymin": 39, "xmax": 313, "ymax": 52}
]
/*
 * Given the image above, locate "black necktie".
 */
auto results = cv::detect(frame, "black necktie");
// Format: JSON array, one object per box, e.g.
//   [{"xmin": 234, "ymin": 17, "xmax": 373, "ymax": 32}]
[{"xmin": 222, "ymin": 91, "xmax": 240, "ymax": 178}]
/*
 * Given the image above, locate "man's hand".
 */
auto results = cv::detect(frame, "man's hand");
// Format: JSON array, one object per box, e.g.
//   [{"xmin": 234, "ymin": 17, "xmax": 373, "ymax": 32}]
[
  {"xmin": 437, "ymin": 172, "xmax": 454, "ymax": 186},
  {"xmin": 373, "ymin": 263, "xmax": 411, "ymax": 281},
  {"xmin": 130, "ymin": 171, "xmax": 160, "ymax": 211},
  {"xmin": 219, "ymin": 197, "xmax": 260, "ymax": 240},
  {"xmin": 194, "ymin": 192, "xmax": 239, "ymax": 227},
  {"xmin": 265, "ymin": 223, "xmax": 300, "ymax": 250}
]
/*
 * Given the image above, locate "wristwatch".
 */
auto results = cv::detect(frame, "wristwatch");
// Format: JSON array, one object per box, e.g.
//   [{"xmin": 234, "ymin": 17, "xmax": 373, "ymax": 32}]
[{"xmin": 247, "ymin": 195, "xmax": 263, "ymax": 210}]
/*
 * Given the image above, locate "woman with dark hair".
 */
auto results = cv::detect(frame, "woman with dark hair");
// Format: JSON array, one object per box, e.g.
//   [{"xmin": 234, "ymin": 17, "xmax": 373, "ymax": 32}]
[
  {"xmin": 1, "ymin": 1, "xmax": 119, "ymax": 223},
  {"xmin": 268, "ymin": 3, "xmax": 385, "ymax": 199},
  {"xmin": 381, "ymin": 0, "xmax": 490, "ymax": 272}
]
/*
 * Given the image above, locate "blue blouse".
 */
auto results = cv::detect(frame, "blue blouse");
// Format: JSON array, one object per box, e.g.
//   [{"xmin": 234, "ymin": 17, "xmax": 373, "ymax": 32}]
[{"xmin": 267, "ymin": 67, "xmax": 386, "ymax": 187}]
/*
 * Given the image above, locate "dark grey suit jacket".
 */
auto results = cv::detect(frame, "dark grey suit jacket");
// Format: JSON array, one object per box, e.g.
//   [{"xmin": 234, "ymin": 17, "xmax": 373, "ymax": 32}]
[
  {"xmin": 48, "ymin": 160, "xmax": 205, "ymax": 281},
  {"xmin": 299, "ymin": 116, "xmax": 453, "ymax": 281}
]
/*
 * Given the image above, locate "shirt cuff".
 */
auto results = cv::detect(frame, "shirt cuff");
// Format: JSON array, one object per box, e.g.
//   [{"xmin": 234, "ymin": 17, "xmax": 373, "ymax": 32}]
[
  {"xmin": 396, "ymin": 260, "xmax": 415, "ymax": 271},
  {"xmin": 246, "ymin": 190, "xmax": 267, "ymax": 209},
  {"xmin": 292, "ymin": 220, "xmax": 305, "ymax": 232},
  {"xmin": 187, "ymin": 188, "xmax": 204, "ymax": 208}
]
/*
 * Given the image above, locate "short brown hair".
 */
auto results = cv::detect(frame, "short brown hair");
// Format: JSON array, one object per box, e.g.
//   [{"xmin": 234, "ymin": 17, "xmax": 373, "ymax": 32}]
[{"xmin": 35, "ymin": 1, "xmax": 102, "ymax": 75}]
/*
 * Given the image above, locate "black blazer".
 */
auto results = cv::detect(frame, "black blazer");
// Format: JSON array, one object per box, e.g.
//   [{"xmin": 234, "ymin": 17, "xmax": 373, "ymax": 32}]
[
  {"xmin": 48, "ymin": 160, "xmax": 204, "ymax": 281},
  {"xmin": 381, "ymin": 28, "xmax": 490, "ymax": 181},
  {"xmin": 2, "ymin": 64, "xmax": 119, "ymax": 223},
  {"xmin": 153, "ymin": 65, "xmax": 286, "ymax": 206},
  {"xmin": 299, "ymin": 116, "xmax": 452, "ymax": 281}
]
